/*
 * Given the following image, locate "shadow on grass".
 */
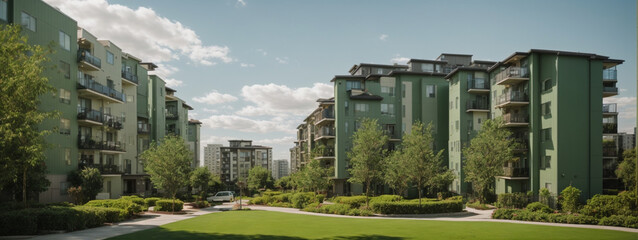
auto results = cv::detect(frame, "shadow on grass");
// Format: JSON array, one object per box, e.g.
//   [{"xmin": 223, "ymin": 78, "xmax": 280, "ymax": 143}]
[{"xmin": 112, "ymin": 229, "xmax": 404, "ymax": 240}]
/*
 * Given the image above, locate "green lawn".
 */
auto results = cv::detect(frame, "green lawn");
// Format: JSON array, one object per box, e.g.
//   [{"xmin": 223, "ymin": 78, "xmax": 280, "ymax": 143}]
[{"xmin": 109, "ymin": 211, "xmax": 636, "ymax": 240}]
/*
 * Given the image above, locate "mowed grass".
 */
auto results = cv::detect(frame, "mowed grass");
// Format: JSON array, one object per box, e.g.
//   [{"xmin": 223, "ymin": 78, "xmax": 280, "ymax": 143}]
[{"xmin": 109, "ymin": 210, "xmax": 637, "ymax": 240}]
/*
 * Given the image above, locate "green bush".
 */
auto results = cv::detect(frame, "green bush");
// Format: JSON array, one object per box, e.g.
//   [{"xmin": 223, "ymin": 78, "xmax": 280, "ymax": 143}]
[
  {"xmin": 370, "ymin": 200, "xmax": 464, "ymax": 214},
  {"xmin": 144, "ymin": 197, "xmax": 161, "ymax": 207},
  {"xmin": 84, "ymin": 199, "xmax": 143, "ymax": 217},
  {"xmin": 333, "ymin": 196, "xmax": 367, "ymax": 208},
  {"xmin": 526, "ymin": 202, "xmax": 552, "ymax": 213},
  {"xmin": 580, "ymin": 194, "xmax": 628, "ymax": 218},
  {"xmin": 155, "ymin": 199, "xmax": 184, "ymax": 212},
  {"xmin": 74, "ymin": 206, "xmax": 126, "ymax": 224},
  {"xmin": 315, "ymin": 194, "xmax": 325, "ymax": 203},
  {"xmin": 250, "ymin": 196, "xmax": 267, "ymax": 205},
  {"xmin": 371, "ymin": 195, "xmax": 403, "ymax": 203},
  {"xmin": 291, "ymin": 192, "xmax": 316, "ymax": 209},
  {"xmin": 302, "ymin": 202, "xmax": 322, "ymax": 212},
  {"xmin": 262, "ymin": 190, "xmax": 282, "ymax": 197},
  {"xmin": 320, "ymin": 204, "xmax": 352, "ymax": 215},
  {"xmin": 272, "ymin": 193, "xmax": 293, "ymax": 203},
  {"xmin": 492, "ymin": 208, "xmax": 519, "ymax": 219},
  {"xmin": 347, "ymin": 208, "xmax": 375, "ymax": 216},
  {"xmin": 0, "ymin": 210, "xmax": 38, "ymax": 235},
  {"xmin": 268, "ymin": 202, "xmax": 293, "ymax": 208},
  {"xmin": 560, "ymin": 186, "xmax": 581, "ymax": 213},
  {"xmin": 599, "ymin": 215, "xmax": 627, "ymax": 227},
  {"xmin": 496, "ymin": 193, "xmax": 529, "ymax": 208},
  {"xmin": 624, "ymin": 215, "xmax": 638, "ymax": 228},
  {"xmin": 121, "ymin": 196, "xmax": 146, "ymax": 210},
  {"xmin": 194, "ymin": 200, "xmax": 210, "ymax": 208}
]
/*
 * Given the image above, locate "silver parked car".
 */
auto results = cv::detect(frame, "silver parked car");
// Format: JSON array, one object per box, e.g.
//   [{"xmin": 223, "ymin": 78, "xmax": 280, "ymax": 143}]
[{"xmin": 207, "ymin": 191, "xmax": 234, "ymax": 202}]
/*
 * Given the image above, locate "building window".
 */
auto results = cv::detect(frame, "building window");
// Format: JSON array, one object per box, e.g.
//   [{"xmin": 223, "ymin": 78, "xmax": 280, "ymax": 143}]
[
  {"xmin": 65, "ymin": 148, "xmax": 71, "ymax": 165},
  {"xmin": 422, "ymin": 63, "xmax": 434, "ymax": 72},
  {"xmin": 344, "ymin": 100, "xmax": 349, "ymax": 116},
  {"xmin": 381, "ymin": 103, "xmax": 394, "ymax": 116},
  {"xmin": 455, "ymin": 120, "xmax": 459, "ymax": 132},
  {"xmin": 455, "ymin": 97, "xmax": 459, "ymax": 109},
  {"xmin": 354, "ymin": 103, "xmax": 369, "ymax": 113},
  {"xmin": 59, "ymin": 89, "xmax": 71, "ymax": 104},
  {"xmin": 59, "ymin": 61, "xmax": 70, "ymax": 79},
  {"xmin": 21, "ymin": 12, "xmax": 36, "ymax": 32},
  {"xmin": 381, "ymin": 86, "xmax": 394, "ymax": 96},
  {"xmin": 59, "ymin": 31, "xmax": 70, "ymax": 51},
  {"xmin": 106, "ymin": 51, "xmax": 114, "ymax": 64},
  {"xmin": 377, "ymin": 68, "xmax": 383, "ymax": 74},
  {"xmin": 402, "ymin": 105, "xmax": 406, "ymax": 117},
  {"xmin": 60, "ymin": 118, "xmax": 70, "ymax": 135},
  {"xmin": 346, "ymin": 81, "xmax": 362, "ymax": 91},
  {"xmin": 543, "ymin": 78, "xmax": 553, "ymax": 92},
  {"xmin": 0, "ymin": 0, "xmax": 8, "ymax": 21},
  {"xmin": 127, "ymin": 94, "xmax": 134, "ymax": 103},
  {"xmin": 542, "ymin": 128, "xmax": 551, "ymax": 141},
  {"xmin": 542, "ymin": 156, "xmax": 551, "ymax": 169},
  {"xmin": 426, "ymin": 85, "xmax": 436, "ymax": 98},
  {"xmin": 542, "ymin": 102, "xmax": 551, "ymax": 116},
  {"xmin": 402, "ymin": 84, "xmax": 406, "ymax": 98},
  {"xmin": 545, "ymin": 183, "xmax": 552, "ymax": 191},
  {"xmin": 60, "ymin": 182, "xmax": 70, "ymax": 195}
]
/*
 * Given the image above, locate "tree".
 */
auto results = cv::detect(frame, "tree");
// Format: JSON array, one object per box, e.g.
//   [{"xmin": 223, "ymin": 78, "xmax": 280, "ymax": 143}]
[
  {"xmin": 300, "ymin": 159, "xmax": 333, "ymax": 193},
  {"xmin": 80, "ymin": 167, "xmax": 103, "ymax": 201},
  {"xmin": 190, "ymin": 167, "xmax": 212, "ymax": 200},
  {"xmin": 208, "ymin": 174, "xmax": 222, "ymax": 194},
  {"xmin": 462, "ymin": 118, "xmax": 516, "ymax": 203},
  {"xmin": 0, "ymin": 24, "xmax": 58, "ymax": 207},
  {"xmin": 401, "ymin": 121, "xmax": 453, "ymax": 205},
  {"xmin": 141, "ymin": 135, "xmax": 192, "ymax": 212},
  {"xmin": 384, "ymin": 149, "xmax": 409, "ymax": 197},
  {"xmin": 347, "ymin": 118, "xmax": 388, "ymax": 207},
  {"xmin": 247, "ymin": 166, "xmax": 273, "ymax": 192},
  {"xmin": 275, "ymin": 176, "xmax": 293, "ymax": 191},
  {"xmin": 616, "ymin": 148, "xmax": 636, "ymax": 191}
]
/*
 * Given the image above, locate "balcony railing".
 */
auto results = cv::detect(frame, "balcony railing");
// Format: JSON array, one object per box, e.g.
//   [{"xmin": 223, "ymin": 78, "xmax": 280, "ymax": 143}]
[
  {"xmin": 503, "ymin": 113, "xmax": 529, "ymax": 125},
  {"xmin": 603, "ymin": 69, "xmax": 617, "ymax": 81},
  {"xmin": 121, "ymin": 70, "xmax": 139, "ymax": 84},
  {"xmin": 315, "ymin": 127, "xmax": 335, "ymax": 139},
  {"xmin": 166, "ymin": 110, "xmax": 178, "ymax": 120},
  {"xmin": 603, "ymin": 86, "xmax": 618, "ymax": 93},
  {"xmin": 497, "ymin": 91, "xmax": 529, "ymax": 107},
  {"xmin": 603, "ymin": 147, "xmax": 618, "ymax": 157},
  {"xmin": 104, "ymin": 114, "xmax": 123, "ymax": 130},
  {"xmin": 603, "ymin": 103, "xmax": 617, "ymax": 114},
  {"xmin": 315, "ymin": 147, "xmax": 335, "ymax": 158},
  {"xmin": 503, "ymin": 167, "xmax": 529, "ymax": 177},
  {"xmin": 467, "ymin": 78, "xmax": 489, "ymax": 91},
  {"xmin": 466, "ymin": 99, "xmax": 489, "ymax": 111},
  {"xmin": 495, "ymin": 66, "xmax": 529, "ymax": 85},
  {"xmin": 79, "ymin": 163, "xmax": 122, "ymax": 174},
  {"xmin": 77, "ymin": 49, "xmax": 102, "ymax": 69},
  {"xmin": 78, "ymin": 74, "xmax": 126, "ymax": 102},
  {"xmin": 77, "ymin": 107, "xmax": 103, "ymax": 123},
  {"xmin": 314, "ymin": 108, "xmax": 335, "ymax": 124},
  {"xmin": 137, "ymin": 122, "xmax": 150, "ymax": 134},
  {"xmin": 78, "ymin": 136, "xmax": 125, "ymax": 152}
]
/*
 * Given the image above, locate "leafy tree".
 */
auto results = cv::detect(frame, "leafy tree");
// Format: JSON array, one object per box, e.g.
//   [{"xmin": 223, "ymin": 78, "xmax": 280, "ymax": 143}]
[
  {"xmin": 190, "ymin": 167, "xmax": 212, "ymax": 200},
  {"xmin": 384, "ymin": 149, "xmax": 409, "ymax": 196},
  {"xmin": 402, "ymin": 121, "xmax": 453, "ymax": 205},
  {"xmin": 300, "ymin": 159, "xmax": 333, "ymax": 193},
  {"xmin": 0, "ymin": 24, "xmax": 58, "ymax": 207},
  {"xmin": 208, "ymin": 174, "xmax": 222, "ymax": 194},
  {"xmin": 141, "ymin": 135, "xmax": 192, "ymax": 212},
  {"xmin": 80, "ymin": 167, "xmax": 103, "ymax": 201},
  {"xmin": 2, "ymin": 163, "xmax": 50, "ymax": 202},
  {"xmin": 616, "ymin": 148, "xmax": 636, "ymax": 191},
  {"xmin": 275, "ymin": 176, "xmax": 293, "ymax": 191},
  {"xmin": 247, "ymin": 166, "xmax": 273, "ymax": 192},
  {"xmin": 462, "ymin": 118, "xmax": 516, "ymax": 203},
  {"xmin": 347, "ymin": 118, "xmax": 388, "ymax": 207}
]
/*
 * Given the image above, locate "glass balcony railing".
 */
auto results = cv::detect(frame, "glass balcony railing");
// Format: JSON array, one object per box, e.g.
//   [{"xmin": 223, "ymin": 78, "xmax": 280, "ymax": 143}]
[
  {"xmin": 104, "ymin": 114, "xmax": 124, "ymax": 130},
  {"xmin": 315, "ymin": 127, "xmax": 335, "ymax": 139},
  {"xmin": 121, "ymin": 70, "xmax": 139, "ymax": 84},
  {"xmin": 603, "ymin": 86, "xmax": 618, "ymax": 93},
  {"xmin": 603, "ymin": 103, "xmax": 617, "ymax": 114},
  {"xmin": 78, "ymin": 74, "xmax": 126, "ymax": 102},
  {"xmin": 77, "ymin": 107, "xmax": 103, "ymax": 123},
  {"xmin": 603, "ymin": 69, "xmax": 617, "ymax": 81},
  {"xmin": 77, "ymin": 49, "xmax": 102, "ymax": 69}
]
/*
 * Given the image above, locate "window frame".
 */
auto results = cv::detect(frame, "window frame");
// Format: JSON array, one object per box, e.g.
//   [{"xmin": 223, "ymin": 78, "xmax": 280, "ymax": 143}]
[
  {"xmin": 59, "ymin": 31, "xmax": 71, "ymax": 51},
  {"xmin": 0, "ymin": 0, "xmax": 8, "ymax": 22},
  {"xmin": 106, "ymin": 51, "xmax": 114, "ymax": 65},
  {"xmin": 21, "ymin": 11, "xmax": 36, "ymax": 32}
]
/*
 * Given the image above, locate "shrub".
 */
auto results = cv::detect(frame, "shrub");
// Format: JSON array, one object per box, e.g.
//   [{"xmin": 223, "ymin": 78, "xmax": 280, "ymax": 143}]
[
  {"xmin": 446, "ymin": 195, "xmax": 463, "ymax": 201},
  {"xmin": 250, "ymin": 196, "xmax": 267, "ymax": 205},
  {"xmin": 84, "ymin": 199, "xmax": 143, "ymax": 217},
  {"xmin": 599, "ymin": 215, "xmax": 627, "ymax": 227},
  {"xmin": 370, "ymin": 200, "xmax": 464, "ymax": 214},
  {"xmin": 315, "ymin": 194, "xmax": 325, "ymax": 203},
  {"xmin": 268, "ymin": 202, "xmax": 292, "ymax": 208},
  {"xmin": 492, "ymin": 208, "xmax": 519, "ymax": 219},
  {"xmin": 333, "ymin": 196, "xmax": 367, "ymax": 208},
  {"xmin": 624, "ymin": 215, "xmax": 638, "ymax": 228},
  {"xmin": 371, "ymin": 195, "xmax": 403, "ymax": 203},
  {"xmin": 144, "ymin": 197, "xmax": 161, "ymax": 207},
  {"xmin": 526, "ymin": 202, "xmax": 552, "ymax": 213},
  {"xmin": 272, "ymin": 193, "xmax": 293, "ymax": 203},
  {"xmin": 121, "ymin": 196, "xmax": 146, "ymax": 210},
  {"xmin": 539, "ymin": 187, "xmax": 553, "ymax": 207},
  {"xmin": 496, "ymin": 193, "xmax": 529, "ymax": 208},
  {"xmin": 302, "ymin": 202, "xmax": 322, "ymax": 212},
  {"xmin": 347, "ymin": 208, "xmax": 375, "ymax": 216},
  {"xmin": 194, "ymin": 200, "xmax": 210, "ymax": 208},
  {"xmin": 321, "ymin": 204, "xmax": 351, "ymax": 215},
  {"xmin": 580, "ymin": 194, "xmax": 629, "ymax": 218},
  {"xmin": 0, "ymin": 209, "xmax": 42, "ymax": 235},
  {"xmin": 291, "ymin": 192, "xmax": 316, "ymax": 209},
  {"xmin": 560, "ymin": 186, "xmax": 581, "ymax": 213},
  {"xmin": 155, "ymin": 199, "xmax": 184, "ymax": 212},
  {"xmin": 262, "ymin": 190, "xmax": 282, "ymax": 197},
  {"xmin": 466, "ymin": 201, "xmax": 493, "ymax": 210},
  {"xmin": 566, "ymin": 214, "xmax": 598, "ymax": 225}
]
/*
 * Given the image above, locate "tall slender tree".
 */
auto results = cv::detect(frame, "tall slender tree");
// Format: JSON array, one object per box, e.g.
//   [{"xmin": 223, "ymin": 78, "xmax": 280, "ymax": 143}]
[{"xmin": 348, "ymin": 118, "xmax": 388, "ymax": 207}]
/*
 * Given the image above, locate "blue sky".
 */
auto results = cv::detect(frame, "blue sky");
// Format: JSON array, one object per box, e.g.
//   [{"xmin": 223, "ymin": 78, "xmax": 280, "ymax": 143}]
[{"xmin": 46, "ymin": 0, "xmax": 637, "ymax": 163}]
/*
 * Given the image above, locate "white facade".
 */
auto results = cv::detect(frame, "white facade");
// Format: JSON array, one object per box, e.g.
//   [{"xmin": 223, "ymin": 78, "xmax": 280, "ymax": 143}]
[{"xmin": 204, "ymin": 144, "xmax": 222, "ymax": 175}]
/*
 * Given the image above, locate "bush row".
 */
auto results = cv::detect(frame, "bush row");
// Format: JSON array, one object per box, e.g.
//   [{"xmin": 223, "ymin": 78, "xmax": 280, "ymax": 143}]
[
  {"xmin": 155, "ymin": 199, "xmax": 184, "ymax": 212},
  {"xmin": 0, "ymin": 206, "xmax": 125, "ymax": 236},
  {"xmin": 303, "ymin": 203, "xmax": 375, "ymax": 216},
  {"xmin": 332, "ymin": 195, "xmax": 404, "ymax": 208},
  {"xmin": 251, "ymin": 192, "xmax": 324, "ymax": 209},
  {"xmin": 84, "ymin": 199, "xmax": 143, "ymax": 217},
  {"xmin": 492, "ymin": 208, "xmax": 638, "ymax": 228},
  {"xmin": 370, "ymin": 200, "xmax": 464, "ymax": 214},
  {"xmin": 496, "ymin": 192, "xmax": 530, "ymax": 209}
]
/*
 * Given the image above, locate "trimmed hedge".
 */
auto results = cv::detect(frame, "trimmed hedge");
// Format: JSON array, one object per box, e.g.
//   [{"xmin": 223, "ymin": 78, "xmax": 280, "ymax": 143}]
[
  {"xmin": 84, "ymin": 199, "xmax": 143, "ymax": 217},
  {"xmin": 492, "ymin": 209, "xmax": 638, "ymax": 229},
  {"xmin": 292, "ymin": 192, "xmax": 316, "ymax": 209},
  {"xmin": 371, "ymin": 200, "xmax": 464, "ymax": 214},
  {"xmin": 496, "ymin": 192, "xmax": 529, "ymax": 209},
  {"xmin": 332, "ymin": 196, "xmax": 367, "ymax": 208},
  {"xmin": 155, "ymin": 199, "xmax": 184, "ymax": 212},
  {"xmin": 303, "ymin": 203, "xmax": 374, "ymax": 216},
  {"xmin": 144, "ymin": 197, "xmax": 161, "ymax": 207},
  {"xmin": 526, "ymin": 202, "xmax": 552, "ymax": 213},
  {"xmin": 121, "ymin": 196, "xmax": 146, "ymax": 210}
]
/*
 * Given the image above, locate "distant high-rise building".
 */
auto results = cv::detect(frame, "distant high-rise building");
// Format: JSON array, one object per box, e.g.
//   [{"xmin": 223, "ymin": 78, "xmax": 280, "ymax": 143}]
[
  {"xmin": 204, "ymin": 144, "xmax": 222, "ymax": 175},
  {"xmin": 219, "ymin": 140, "xmax": 272, "ymax": 184},
  {"xmin": 272, "ymin": 159, "xmax": 289, "ymax": 180}
]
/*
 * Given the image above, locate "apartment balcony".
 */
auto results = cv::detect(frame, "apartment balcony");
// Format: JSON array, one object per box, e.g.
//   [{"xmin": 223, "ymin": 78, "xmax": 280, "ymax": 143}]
[
  {"xmin": 603, "ymin": 123, "xmax": 617, "ymax": 134},
  {"xmin": 79, "ymin": 162, "xmax": 122, "ymax": 175},
  {"xmin": 77, "ymin": 74, "xmax": 125, "ymax": 104},
  {"xmin": 502, "ymin": 166, "xmax": 529, "ymax": 178},
  {"xmin": 603, "ymin": 86, "xmax": 618, "ymax": 98},
  {"xmin": 314, "ymin": 147, "xmax": 335, "ymax": 159},
  {"xmin": 495, "ymin": 91, "xmax": 529, "ymax": 108},
  {"xmin": 466, "ymin": 99, "xmax": 490, "ymax": 112},
  {"xmin": 603, "ymin": 103, "xmax": 618, "ymax": 116},
  {"xmin": 167, "ymin": 127, "xmax": 181, "ymax": 136},
  {"xmin": 137, "ymin": 122, "xmax": 150, "ymax": 134},
  {"xmin": 512, "ymin": 138, "xmax": 529, "ymax": 152},
  {"xmin": 77, "ymin": 49, "xmax": 101, "ymax": 71},
  {"xmin": 502, "ymin": 113, "xmax": 529, "ymax": 127},
  {"xmin": 603, "ymin": 68, "xmax": 617, "ymax": 82},
  {"xmin": 314, "ymin": 127, "xmax": 335, "ymax": 141},
  {"xmin": 495, "ymin": 66, "xmax": 530, "ymax": 86},
  {"xmin": 77, "ymin": 108, "xmax": 104, "ymax": 126},
  {"xmin": 314, "ymin": 108, "xmax": 335, "ymax": 126},
  {"xmin": 603, "ymin": 147, "xmax": 619, "ymax": 157},
  {"xmin": 78, "ymin": 136, "xmax": 126, "ymax": 153},
  {"xmin": 121, "ymin": 70, "xmax": 139, "ymax": 85},
  {"xmin": 166, "ymin": 110, "xmax": 179, "ymax": 120},
  {"xmin": 104, "ymin": 114, "xmax": 124, "ymax": 130},
  {"xmin": 467, "ymin": 78, "xmax": 490, "ymax": 94},
  {"xmin": 383, "ymin": 129, "xmax": 400, "ymax": 141}
]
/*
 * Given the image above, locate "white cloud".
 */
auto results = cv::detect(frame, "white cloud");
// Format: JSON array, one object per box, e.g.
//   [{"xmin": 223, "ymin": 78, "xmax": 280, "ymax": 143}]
[
  {"xmin": 257, "ymin": 136, "xmax": 296, "ymax": 146},
  {"xmin": 390, "ymin": 56, "xmax": 410, "ymax": 64},
  {"xmin": 154, "ymin": 63, "xmax": 179, "ymax": 78},
  {"xmin": 201, "ymin": 135, "xmax": 233, "ymax": 146},
  {"xmin": 604, "ymin": 96, "xmax": 636, "ymax": 109},
  {"xmin": 240, "ymin": 63, "xmax": 256, "ymax": 67},
  {"xmin": 202, "ymin": 108, "xmax": 219, "ymax": 113},
  {"xmin": 257, "ymin": 49, "xmax": 268, "ymax": 56},
  {"xmin": 239, "ymin": 83, "xmax": 333, "ymax": 116},
  {"xmin": 193, "ymin": 90, "xmax": 238, "ymax": 105},
  {"xmin": 201, "ymin": 115, "xmax": 295, "ymax": 134},
  {"xmin": 164, "ymin": 78, "xmax": 183, "ymax": 87},
  {"xmin": 236, "ymin": 0, "xmax": 246, "ymax": 7},
  {"xmin": 379, "ymin": 34, "xmax": 388, "ymax": 41},
  {"xmin": 275, "ymin": 57, "xmax": 289, "ymax": 64},
  {"xmin": 44, "ymin": 0, "xmax": 233, "ymax": 66}
]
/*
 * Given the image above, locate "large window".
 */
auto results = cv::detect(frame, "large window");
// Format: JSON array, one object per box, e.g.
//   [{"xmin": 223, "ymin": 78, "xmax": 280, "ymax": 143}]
[
  {"xmin": 422, "ymin": 63, "xmax": 434, "ymax": 72},
  {"xmin": 542, "ymin": 102, "xmax": 551, "ymax": 116},
  {"xmin": 59, "ymin": 61, "xmax": 70, "ymax": 79},
  {"xmin": 426, "ymin": 85, "xmax": 436, "ymax": 98},
  {"xmin": 59, "ymin": 89, "xmax": 71, "ymax": 104},
  {"xmin": 21, "ymin": 12, "xmax": 36, "ymax": 31},
  {"xmin": 59, "ymin": 118, "xmax": 70, "ymax": 135},
  {"xmin": 354, "ymin": 103, "xmax": 369, "ymax": 113},
  {"xmin": 381, "ymin": 103, "xmax": 394, "ymax": 116},
  {"xmin": 106, "ymin": 51, "xmax": 114, "ymax": 65},
  {"xmin": 59, "ymin": 31, "xmax": 70, "ymax": 51},
  {"xmin": 542, "ymin": 128, "xmax": 552, "ymax": 141},
  {"xmin": 0, "ymin": 0, "xmax": 7, "ymax": 21},
  {"xmin": 381, "ymin": 86, "xmax": 394, "ymax": 96},
  {"xmin": 346, "ymin": 80, "xmax": 362, "ymax": 90}
]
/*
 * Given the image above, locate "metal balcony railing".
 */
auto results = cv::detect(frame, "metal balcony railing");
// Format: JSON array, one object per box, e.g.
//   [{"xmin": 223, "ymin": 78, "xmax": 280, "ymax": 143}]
[
  {"xmin": 104, "ymin": 114, "xmax": 124, "ymax": 130},
  {"xmin": 137, "ymin": 122, "xmax": 150, "ymax": 134},
  {"xmin": 77, "ymin": 49, "xmax": 102, "ymax": 69},
  {"xmin": 78, "ymin": 135, "xmax": 125, "ymax": 152},
  {"xmin": 78, "ymin": 74, "xmax": 126, "ymax": 102},
  {"xmin": 503, "ymin": 166, "xmax": 529, "ymax": 177},
  {"xmin": 79, "ymin": 163, "xmax": 122, "ymax": 174},
  {"xmin": 466, "ymin": 99, "xmax": 489, "ymax": 110},
  {"xmin": 603, "ymin": 86, "xmax": 618, "ymax": 93},
  {"xmin": 315, "ymin": 127, "xmax": 335, "ymax": 138},
  {"xmin": 121, "ymin": 70, "xmax": 139, "ymax": 84},
  {"xmin": 314, "ymin": 108, "xmax": 335, "ymax": 123},
  {"xmin": 603, "ymin": 147, "xmax": 618, "ymax": 157},
  {"xmin": 497, "ymin": 91, "xmax": 529, "ymax": 105},
  {"xmin": 494, "ymin": 66, "xmax": 529, "ymax": 84},
  {"xmin": 503, "ymin": 113, "xmax": 529, "ymax": 124},
  {"xmin": 77, "ymin": 107, "xmax": 103, "ymax": 123},
  {"xmin": 315, "ymin": 147, "xmax": 335, "ymax": 158},
  {"xmin": 166, "ymin": 110, "xmax": 178, "ymax": 120},
  {"xmin": 467, "ymin": 78, "xmax": 489, "ymax": 90},
  {"xmin": 603, "ymin": 123, "xmax": 617, "ymax": 134}
]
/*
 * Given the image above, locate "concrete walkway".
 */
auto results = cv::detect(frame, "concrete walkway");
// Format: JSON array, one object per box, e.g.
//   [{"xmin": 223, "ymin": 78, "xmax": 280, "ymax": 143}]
[{"xmin": 26, "ymin": 205, "xmax": 220, "ymax": 240}]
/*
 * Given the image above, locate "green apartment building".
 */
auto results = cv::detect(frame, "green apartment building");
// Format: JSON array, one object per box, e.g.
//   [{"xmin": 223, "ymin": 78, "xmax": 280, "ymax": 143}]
[{"xmin": 1, "ymin": 0, "xmax": 200, "ymax": 202}]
